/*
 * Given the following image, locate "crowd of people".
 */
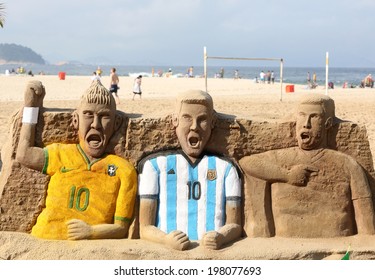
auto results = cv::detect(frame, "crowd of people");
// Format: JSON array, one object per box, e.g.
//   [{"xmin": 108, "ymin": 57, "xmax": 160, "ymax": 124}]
[
  {"xmin": 87, "ymin": 66, "xmax": 375, "ymax": 105},
  {"xmin": 305, "ymin": 71, "xmax": 375, "ymax": 89},
  {"xmin": 360, "ymin": 74, "xmax": 374, "ymax": 88},
  {"xmin": 256, "ymin": 70, "xmax": 275, "ymax": 84},
  {"xmin": 8, "ymin": 65, "xmax": 374, "ymax": 107},
  {"xmin": 90, "ymin": 66, "xmax": 142, "ymax": 102},
  {"xmin": 4, "ymin": 66, "xmax": 37, "ymax": 76}
]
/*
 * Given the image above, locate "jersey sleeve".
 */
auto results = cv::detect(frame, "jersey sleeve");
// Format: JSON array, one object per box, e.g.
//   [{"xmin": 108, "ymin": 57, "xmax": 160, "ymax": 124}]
[
  {"xmin": 114, "ymin": 161, "xmax": 138, "ymax": 223},
  {"xmin": 42, "ymin": 143, "xmax": 62, "ymax": 175},
  {"xmin": 225, "ymin": 164, "xmax": 241, "ymax": 201},
  {"xmin": 138, "ymin": 159, "xmax": 159, "ymax": 199}
]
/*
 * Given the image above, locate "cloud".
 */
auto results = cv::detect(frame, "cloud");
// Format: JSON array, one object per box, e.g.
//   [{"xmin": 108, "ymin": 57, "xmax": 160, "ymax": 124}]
[{"xmin": 1, "ymin": 0, "xmax": 375, "ymax": 66}]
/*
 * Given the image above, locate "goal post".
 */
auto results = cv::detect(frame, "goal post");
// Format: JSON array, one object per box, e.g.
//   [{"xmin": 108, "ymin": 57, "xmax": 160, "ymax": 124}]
[{"xmin": 203, "ymin": 46, "xmax": 284, "ymax": 101}]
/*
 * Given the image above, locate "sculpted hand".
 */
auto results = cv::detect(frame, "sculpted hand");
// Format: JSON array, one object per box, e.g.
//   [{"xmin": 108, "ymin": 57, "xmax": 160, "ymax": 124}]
[
  {"xmin": 287, "ymin": 164, "xmax": 319, "ymax": 186},
  {"xmin": 165, "ymin": 230, "xmax": 190, "ymax": 251},
  {"xmin": 24, "ymin": 80, "xmax": 45, "ymax": 107},
  {"xmin": 201, "ymin": 231, "xmax": 224, "ymax": 250},
  {"xmin": 66, "ymin": 219, "xmax": 93, "ymax": 240}
]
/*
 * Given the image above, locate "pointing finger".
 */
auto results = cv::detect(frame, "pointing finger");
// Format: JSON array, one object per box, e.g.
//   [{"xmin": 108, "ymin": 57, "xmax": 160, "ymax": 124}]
[{"xmin": 304, "ymin": 165, "xmax": 319, "ymax": 173}]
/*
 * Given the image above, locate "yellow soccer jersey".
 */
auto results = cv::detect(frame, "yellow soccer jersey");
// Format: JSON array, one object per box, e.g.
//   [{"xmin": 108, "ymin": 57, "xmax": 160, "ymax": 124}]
[{"xmin": 31, "ymin": 143, "xmax": 137, "ymax": 239}]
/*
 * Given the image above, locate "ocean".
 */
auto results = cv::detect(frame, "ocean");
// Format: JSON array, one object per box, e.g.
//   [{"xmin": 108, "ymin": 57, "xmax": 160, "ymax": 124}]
[{"xmin": 0, "ymin": 63, "xmax": 374, "ymax": 87}]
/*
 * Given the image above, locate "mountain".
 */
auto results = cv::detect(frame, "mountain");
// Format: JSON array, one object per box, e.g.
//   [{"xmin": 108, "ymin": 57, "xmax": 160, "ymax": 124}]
[{"xmin": 0, "ymin": 43, "xmax": 45, "ymax": 64}]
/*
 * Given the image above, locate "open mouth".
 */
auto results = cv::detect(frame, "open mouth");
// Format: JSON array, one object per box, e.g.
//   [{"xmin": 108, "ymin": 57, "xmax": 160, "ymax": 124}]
[
  {"xmin": 87, "ymin": 134, "xmax": 103, "ymax": 148},
  {"xmin": 300, "ymin": 132, "xmax": 311, "ymax": 143},
  {"xmin": 188, "ymin": 136, "xmax": 200, "ymax": 148}
]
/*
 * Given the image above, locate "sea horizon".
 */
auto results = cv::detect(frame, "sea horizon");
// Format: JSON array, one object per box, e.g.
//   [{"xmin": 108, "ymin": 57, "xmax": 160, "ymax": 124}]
[{"xmin": 1, "ymin": 63, "xmax": 374, "ymax": 87}]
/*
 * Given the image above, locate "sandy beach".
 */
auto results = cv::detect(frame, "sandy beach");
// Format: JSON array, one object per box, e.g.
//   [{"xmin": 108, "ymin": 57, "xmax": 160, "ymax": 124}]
[
  {"xmin": 0, "ymin": 74, "xmax": 375, "ymax": 165},
  {"xmin": 1, "ymin": 74, "xmax": 375, "ymax": 260}
]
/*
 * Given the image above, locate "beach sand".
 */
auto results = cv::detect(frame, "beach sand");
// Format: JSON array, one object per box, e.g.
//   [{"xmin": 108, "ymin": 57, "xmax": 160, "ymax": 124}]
[{"xmin": 1, "ymin": 74, "xmax": 375, "ymax": 260}]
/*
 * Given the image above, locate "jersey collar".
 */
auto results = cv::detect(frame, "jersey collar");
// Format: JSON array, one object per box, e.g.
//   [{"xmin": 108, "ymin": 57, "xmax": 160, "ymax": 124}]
[
  {"xmin": 76, "ymin": 144, "xmax": 105, "ymax": 169},
  {"xmin": 178, "ymin": 149, "xmax": 207, "ymax": 168}
]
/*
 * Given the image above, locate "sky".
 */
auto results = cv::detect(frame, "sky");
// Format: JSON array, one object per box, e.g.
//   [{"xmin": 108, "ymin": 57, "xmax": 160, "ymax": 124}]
[{"xmin": 1, "ymin": 0, "xmax": 375, "ymax": 67}]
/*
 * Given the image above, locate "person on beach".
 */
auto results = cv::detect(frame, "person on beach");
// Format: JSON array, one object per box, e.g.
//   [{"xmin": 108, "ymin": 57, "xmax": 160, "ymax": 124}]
[
  {"xmin": 188, "ymin": 66, "xmax": 194, "ymax": 78},
  {"xmin": 109, "ymin": 68, "xmax": 120, "ymax": 104},
  {"xmin": 239, "ymin": 94, "xmax": 375, "ymax": 238},
  {"xmin": 15, "ymin": 80, "xmax": 138, "ymax": 240},
  {"xmin": 362, "ymin": 74, "xmax": 374, "ymax": 88},
  {"xmin": 96, "ymin": 66, "xmax": 102, "ymax": 77},
  {"xmin": 234, "ymin": 69, "xmax": 239, "ymax": 79},
  {"xmin": 219, "ymin": 67, "xmax": 224, "ymax": 78},
  {"xmin": 266, "ymin": 70, "xmax": 271, "ymax": 84},
  {"xmin": 166, "ymin": 68, "xmax": 173, "ymax": 77},
  {"xmin": 137, "ymin": 90, "xmax": 242, "ymax": 250},
  {"xmin": 132, "ymin": 75, "xmax": 142, "ymax": 100},
  {"xmin": 91, "ymin": 71, "xmax": 100, "ymax": 82},
  {"xmin": 259, "ymin": 71, "xmax": 265, "ymax": 83}
]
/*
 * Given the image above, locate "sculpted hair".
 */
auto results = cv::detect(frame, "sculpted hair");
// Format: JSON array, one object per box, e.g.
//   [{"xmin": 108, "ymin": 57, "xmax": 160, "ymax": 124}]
[
  {"xmin": 175, "ymin": 90, "xmax": 214, "ymax": 114},
  {"xmin": 81, "ymin": 80, "xmax": 115, "ymax": 106},
  {"xmin": 299, "ymin": 94, "xmax": 335, "ymax": 118}
]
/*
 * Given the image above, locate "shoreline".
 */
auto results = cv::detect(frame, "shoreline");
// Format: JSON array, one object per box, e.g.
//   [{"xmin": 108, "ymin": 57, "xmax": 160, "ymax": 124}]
[{"xmin": 1, "ymin": 64, "xmax": 374, "ymax": 86}]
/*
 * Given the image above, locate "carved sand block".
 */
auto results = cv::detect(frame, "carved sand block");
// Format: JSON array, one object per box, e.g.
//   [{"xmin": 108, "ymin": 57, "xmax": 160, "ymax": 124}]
[
  {"xmin": 0, "ymin": 80, "xmax": 137, "ymax": 240},
  {"xmin": 137, "ymin": 90, "xmax": 242, "ymax": 251},
  {"xmin": 240, "ymin": 94, "xmax": 375, "ymax": 238}
]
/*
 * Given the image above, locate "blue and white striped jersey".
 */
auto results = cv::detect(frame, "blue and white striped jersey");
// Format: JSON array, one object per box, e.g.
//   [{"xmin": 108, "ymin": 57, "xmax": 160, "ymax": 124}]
[{"xmin": 138, "ymin": 151, "xmax": 241, "ymax": 240}]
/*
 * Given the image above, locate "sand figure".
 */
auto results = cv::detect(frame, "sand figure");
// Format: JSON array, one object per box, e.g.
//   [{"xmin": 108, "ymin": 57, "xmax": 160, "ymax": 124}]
[
  {"xmin": 16, "ymin": 80, "xmax": 137, "ymax": 240},
  {"xmin": 137, "ymin": 90, "xmax": 242, "ymax": 250},
  {"xmin": 240, "ymin": 94, "xmax": 375, "ymax": 238}
]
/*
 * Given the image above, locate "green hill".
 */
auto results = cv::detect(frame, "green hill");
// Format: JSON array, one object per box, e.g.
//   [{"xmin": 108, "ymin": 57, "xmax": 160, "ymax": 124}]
[{"xmin": 0, "ymin": 43, "xmax": 45, "ymax": 64}]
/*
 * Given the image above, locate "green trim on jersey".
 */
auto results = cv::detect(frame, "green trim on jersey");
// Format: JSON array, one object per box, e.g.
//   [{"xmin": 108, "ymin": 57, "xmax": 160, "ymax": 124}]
[
  {"xmin": 42, "ymin": 147, "xmax": 49, "ymax": 174},
  {"xmin": 76, "ymin": 144, "xmax": 103, "ymax": 170},
  {"xmin": 114, "ymin": 216, "xmax": 131, "ymax": 223}
]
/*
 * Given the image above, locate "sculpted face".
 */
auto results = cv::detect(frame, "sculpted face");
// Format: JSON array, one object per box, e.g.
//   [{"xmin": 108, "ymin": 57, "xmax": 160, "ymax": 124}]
[
  {"xmin": 76, "ymin": 101, "xmax": 116, "ymax": 159},
  {"xmin": 296, "ymin": 103, "xmax": 327, "ymax": 150},
  {"xmin": 175, "ymin": 102, "xmax": 213, "ymax": 162}
]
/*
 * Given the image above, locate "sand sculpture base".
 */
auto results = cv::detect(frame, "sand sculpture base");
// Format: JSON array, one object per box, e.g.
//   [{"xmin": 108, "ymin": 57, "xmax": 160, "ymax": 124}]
[
  {"xmin": 0, "ymin": 108, "xmax": 374, "ymax": 259},
  {"xmin": 1, "ymin": 231, "xmax": 374, "ymax": 260}
]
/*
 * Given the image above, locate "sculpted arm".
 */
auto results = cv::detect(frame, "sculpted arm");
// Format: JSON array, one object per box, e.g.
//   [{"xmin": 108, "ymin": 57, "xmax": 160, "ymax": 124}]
[
  {"xmin": 201, "ymin": 201, "xmax": 242, "ymax": 250},
  {"xmin": 239, "ymin": 152, "xmax": 289, "ymax": 183},
  {"xmin": 239, "ymin": 151, "xmax": 318, "ymax": 186},
  {"xmin": 16, "ymin": 81, "xmax": 46, "ymax": 171},
  {"xmin": 66, "ymin": 219, "xmax": 129, "ymax": 240},
  {"xmin": 138, "ymin": 160, "xmax": 190, "ymax": 250},
  {"xmin": 139, "ymin": 198, "xmax": 190, "ymax": 250},
  {"xmin": 201, "ymin": 166, "xmax": 242, "ymax": 250},
  {"xmin": 350, "ymin": 160, "xmax": 375, "ymax": 235}
]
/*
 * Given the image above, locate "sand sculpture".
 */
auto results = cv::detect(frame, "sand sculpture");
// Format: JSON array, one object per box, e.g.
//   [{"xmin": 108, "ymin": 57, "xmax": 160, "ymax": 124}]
[
  {"xmin": 240, "ymin": 94, "xmax": 375, "ymax": 238},
  {"xmin": 138, "ymin": 90, "xmax": 242, "ymax": 250},
  {"xmin": 1, "ymin": 80, "xmax": 375, "ymax": 259},
  {"xmin": 15, "ymin": 80, "xmax": 137, "ymax": 240}
]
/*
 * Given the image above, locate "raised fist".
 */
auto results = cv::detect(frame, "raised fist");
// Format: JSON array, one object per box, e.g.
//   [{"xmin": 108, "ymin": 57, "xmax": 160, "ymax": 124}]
[{"xmin": 24, "ymin": 80, "xmax": 46, "ymax": 107}]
